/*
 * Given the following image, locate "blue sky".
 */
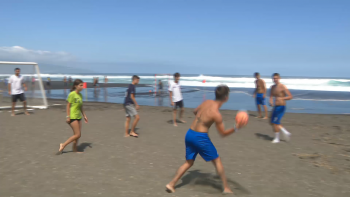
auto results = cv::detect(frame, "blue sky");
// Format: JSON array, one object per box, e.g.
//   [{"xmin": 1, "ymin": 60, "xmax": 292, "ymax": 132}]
[{"xmin": 0, "ymin": 0, "xmax": 349, "ymax": 76}]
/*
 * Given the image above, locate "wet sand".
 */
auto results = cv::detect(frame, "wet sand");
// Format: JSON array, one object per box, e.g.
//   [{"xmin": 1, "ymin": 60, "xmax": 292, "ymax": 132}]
[{"xmin": 0, "ymin": 99, "xmax": 350, "ymax": 197}]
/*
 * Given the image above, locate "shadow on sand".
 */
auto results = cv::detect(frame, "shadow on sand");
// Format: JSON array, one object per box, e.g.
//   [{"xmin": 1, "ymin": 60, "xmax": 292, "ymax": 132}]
[
  {"xmin": 175, "ymin": 170, "xmax": 250, "ymax": 195},
  {"xmin": 255, "ymin": 133, "xmax": 274, "ymax": 141}
]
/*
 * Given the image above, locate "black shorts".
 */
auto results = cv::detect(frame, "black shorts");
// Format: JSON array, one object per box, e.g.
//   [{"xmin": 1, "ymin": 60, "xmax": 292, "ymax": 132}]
[
  {"xmin": 173, "ymin": 100, "xmax": 184, "ymax": 109},
  {"xmin": 12, "ymin": 93, "xmax": 26, "ymax": 102},
  {"xmin": 70, "ymin": 119, "xmax": 81, "ymax": 124}
]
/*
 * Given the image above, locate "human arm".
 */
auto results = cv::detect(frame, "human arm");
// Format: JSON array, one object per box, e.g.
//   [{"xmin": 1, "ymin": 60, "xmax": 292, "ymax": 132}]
[
  {"xmin": 8, "ymin": 77, "xmax": 12, "ymax": 95},
  {"xmin": 269, "ymin": 85, "xmax": 274, "ymax": 106},
  {"xmin": 193, "ymin": 105, "xmax": 201, "ymax": 115},
  {"xmin": 81, "ymin": 105, "xmax": 88, "ymax": 123},
  {"xmin": 214, "ymin": 113, "xmax": 237, "ymax": 137},
  {"xmin": 168, "ymin": 83, "xmax": 174, "ymax": 105},
  {"xmin": 253, "ymin": 80, "xmax": 257, "ymax": 97},
  {"xmin": 281, "ymin": 85, "xmax": 293, "ymax": 100},
  {"xmin": 66, "ymin": 102, "xmax": 71, "ymax": 124},
  {"xmin": 22, "ymin": 80, "xmax": 27, "ymax": 91},
  {"xmin": 263, "ymin": 80, "xmax": 267, "ymax": 98},
  {"xmin": 130, "ymin": 93, "xmax": 139, "ymax": 109}
]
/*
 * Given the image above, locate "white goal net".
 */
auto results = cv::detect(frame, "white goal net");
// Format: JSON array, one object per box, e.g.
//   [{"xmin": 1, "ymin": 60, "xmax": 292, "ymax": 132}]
[
  {"xmin": 154, "ymin": 74, "xmax": 172, "ymax": 96},
  {"xmin": 0, "ymin": 61, "xmax": 48, "ymax": 109}
]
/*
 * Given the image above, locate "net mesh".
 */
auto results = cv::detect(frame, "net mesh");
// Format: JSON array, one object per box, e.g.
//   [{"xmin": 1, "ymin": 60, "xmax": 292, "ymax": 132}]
[{"xmin": 0, "ymin": 63, "xmax": 47, "ymax": 109}]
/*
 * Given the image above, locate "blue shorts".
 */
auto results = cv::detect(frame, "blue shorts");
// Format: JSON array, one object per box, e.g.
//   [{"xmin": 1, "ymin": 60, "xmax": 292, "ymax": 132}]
[
  {"xmin": 271, "ymin": 106, "xmax": 286, "ymax": 125},
  {"xmin": 185, "ymin": 129, "xmax": 219, "ymax": 162},
  {"xmin": 256, "ymin": 93, "xmax": 266, "ymax": 105}
]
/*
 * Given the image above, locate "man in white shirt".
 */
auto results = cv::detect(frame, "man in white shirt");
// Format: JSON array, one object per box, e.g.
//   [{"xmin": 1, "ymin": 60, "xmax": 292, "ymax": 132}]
[
  {"xmin": 168, "ymin": 72, "xmax": 185, "ymax": 126},
  {"xmin": 8, "ymin": 68, "xmax": 29, "ymax": 116}
]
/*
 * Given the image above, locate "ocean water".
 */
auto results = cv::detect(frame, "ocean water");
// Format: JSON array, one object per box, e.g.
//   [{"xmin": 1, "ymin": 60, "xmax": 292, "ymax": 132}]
[{"xmin": 12, "ymin": 73, "xmax": 346, "ymax": 115}]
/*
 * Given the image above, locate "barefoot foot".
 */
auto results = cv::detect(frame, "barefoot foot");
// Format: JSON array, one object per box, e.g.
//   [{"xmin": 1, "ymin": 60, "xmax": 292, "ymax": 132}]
[
  {"xmin": 130, "ymin": 132, "xmax": 138, "ymax": 137},
  {"xmin": 25, "ymin": 112, "xmax": 30, "ymax": 115},
  {"xmin": 56, "ymin": 143, "xmax": 64, "ymax": 155},
  {"xmin": 165, "ymin": 184, "xmax": 175, "ymax": 193},
  {"xmin": 179, "ymin": 119, "xmax": 186, "ymax": 123},
  {"xmin": 11, "ymin": 113, "xmax": 15, "ymax": 116},
  {"xmin": 124, "ymin": 134, "xmax": 130, "ymax": 137},
  {"xmin": 222, "ymin": 188, "xmax": 233, "ymax": 195},
  {"xmin": 262, "ymin": 116, "xmax": 268, "ymax": 119}
]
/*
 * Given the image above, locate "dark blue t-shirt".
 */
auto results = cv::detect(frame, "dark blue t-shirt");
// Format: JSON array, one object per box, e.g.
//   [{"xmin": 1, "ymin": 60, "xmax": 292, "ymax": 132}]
[{"xmin": 124, "ymin": 84, "xmax": 136, "ymax": 105}]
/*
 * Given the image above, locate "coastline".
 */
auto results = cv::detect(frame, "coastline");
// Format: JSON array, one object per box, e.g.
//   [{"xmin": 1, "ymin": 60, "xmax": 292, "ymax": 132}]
[{"xmin": 1, "ymin": 98, "xmax": 350, "ymax": 197}]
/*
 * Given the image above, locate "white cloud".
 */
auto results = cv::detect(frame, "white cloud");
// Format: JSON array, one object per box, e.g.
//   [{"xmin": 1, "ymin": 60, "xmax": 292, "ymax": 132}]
[{"xmin": 0, "ymin": 46, "xmax": 77, "ymax": 64}]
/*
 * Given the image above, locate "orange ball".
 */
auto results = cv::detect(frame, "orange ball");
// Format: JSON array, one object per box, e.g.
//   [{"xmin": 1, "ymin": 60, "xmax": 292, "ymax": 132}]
[{"xmin": 235, "ymin": 111, "xmax": 249, "ymax": 126}]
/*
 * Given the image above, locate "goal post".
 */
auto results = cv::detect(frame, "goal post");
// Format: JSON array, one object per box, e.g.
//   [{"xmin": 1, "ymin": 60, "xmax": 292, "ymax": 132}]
[
  {"xmin": 0, "ymin": 61, "xmax": 48, "ymax": 109},
  {"xmin": 154, "ymin": 74, "xmax": 172, "ymax": 96}
]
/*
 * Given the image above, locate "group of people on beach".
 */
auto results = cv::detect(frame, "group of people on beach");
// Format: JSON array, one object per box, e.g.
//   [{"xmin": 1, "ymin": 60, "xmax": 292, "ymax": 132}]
[{"xmin": 7, "ymin": 68, "xmax": 293, "ymax": 194}]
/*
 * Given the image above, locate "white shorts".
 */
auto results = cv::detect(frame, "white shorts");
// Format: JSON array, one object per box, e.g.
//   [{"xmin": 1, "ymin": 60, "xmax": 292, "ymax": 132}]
[{"xmin": 125, "ymin": 104, "xmax": 137, "ymax": 117}]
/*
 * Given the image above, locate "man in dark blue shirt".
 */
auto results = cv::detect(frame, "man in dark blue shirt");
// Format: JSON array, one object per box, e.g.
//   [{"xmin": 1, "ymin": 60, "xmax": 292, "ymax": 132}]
[{"xmin": 124, "ymin": 75, "xmax": 140, "ymax": 137}]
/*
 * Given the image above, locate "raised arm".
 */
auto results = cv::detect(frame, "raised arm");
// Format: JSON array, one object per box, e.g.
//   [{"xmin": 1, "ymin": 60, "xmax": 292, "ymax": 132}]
[
  {"xmin": 214, "ymin": 112, "xmax": 236, "ymax": 137},
  {"xmin": 282, "ymin": 85, "xmax": 293, "ymax": 100}
]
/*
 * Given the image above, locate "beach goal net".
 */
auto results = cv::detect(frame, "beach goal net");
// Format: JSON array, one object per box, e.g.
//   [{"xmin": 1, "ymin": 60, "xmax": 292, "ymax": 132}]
[
  {"xmin": 0, "ymin": 61, "xmax": 48, "ymax": 110},
  {"xmin": 154, "ymin": 74, "xmax": 172, "ymax": 96}
]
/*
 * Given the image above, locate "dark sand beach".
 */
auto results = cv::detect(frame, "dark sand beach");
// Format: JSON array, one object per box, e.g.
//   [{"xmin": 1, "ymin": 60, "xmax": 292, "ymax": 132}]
[{"xmin": 1, "ymin": 99, "xmax": 350, "ymax": 197}]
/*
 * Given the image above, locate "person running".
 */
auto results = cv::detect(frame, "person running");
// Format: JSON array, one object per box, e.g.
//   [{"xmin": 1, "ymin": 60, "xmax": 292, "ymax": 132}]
[
  {"xmin": 8, "ymin": 68, "xmax": 29, "ymax": 116},
  {"xmin": 254, "ymin": 72, "xmax": 268, "ymax": 119},
  {"xmin": 168, "ymin": 72, "xmax": 185, "ymax": 126},
  {"xmin": 124, "ymin": 75, "xmax": 140, "ymax": 137},
  {"xmin": 56, "ymin": 79, "xmax": 88, "ymax": 155},
  {"xmin": 269, "ymin": 73, "xmax": 293, "ymax": 143},
  {"xmin": 165, "ymin": 85, "xmax": 244, "ymax": 194}
]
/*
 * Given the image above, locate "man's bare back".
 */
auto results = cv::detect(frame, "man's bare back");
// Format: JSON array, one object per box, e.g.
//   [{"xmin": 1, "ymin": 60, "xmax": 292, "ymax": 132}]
[{"xmin": 190, "ymin": 100, "xmax": 220, "ymax": 133}]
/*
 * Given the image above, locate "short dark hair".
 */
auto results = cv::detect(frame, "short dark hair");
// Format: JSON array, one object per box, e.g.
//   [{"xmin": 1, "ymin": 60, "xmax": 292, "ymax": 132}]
[
  {"xmin": 132, "ymin": 75, "xmax": 140, "ymax": 80},
  {"xmin": 174, "ymin": 72, "xmax": 180, "ymax": 78},
  {"xmin": 254, "ymin": 72, "xmax": 260, "ymax": 77},
  {"xmin": 215, "ymin": 85, "xmax": 230, "ymax": 101},
  {"xmin": 272, "ymin": 73, "xmax": 280, "ymax": 77},
  {"xmin": 14, "ymin": 68, "xmax": 20, "ymax": 71}
]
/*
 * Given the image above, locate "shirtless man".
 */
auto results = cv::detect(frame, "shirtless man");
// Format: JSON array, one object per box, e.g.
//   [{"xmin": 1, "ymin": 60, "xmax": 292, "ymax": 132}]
[
  {"xmin": 269, "ymin": 73, "xmax": 293, "ymax": 143},
  {"xmin": 166, "ymin": 85, "xmax": 244, "ymax": 194},
  {"xmin": 254, "ymin": 72, "xmax": 268, "ymax": 119}
]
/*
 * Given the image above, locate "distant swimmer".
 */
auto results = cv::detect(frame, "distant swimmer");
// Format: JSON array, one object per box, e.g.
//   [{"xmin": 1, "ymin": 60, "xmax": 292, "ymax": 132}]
[
  {"xmin": 165, "ymin": 85, "xmax": 245, "ymax": 194},
  {"xmin": 168, "ymin": 72, "xmax": 185, "ymax": 126},
  {"xmin": 253, "ymin": 72, "xmax": 268, "ymax": 119},
  {"xmin": 269, "ymin": 73, "xmax": 293, "ymax": 143},
  {"xmin": 124, "ymin": 75, "xmax": 140, "ymax": 137}
]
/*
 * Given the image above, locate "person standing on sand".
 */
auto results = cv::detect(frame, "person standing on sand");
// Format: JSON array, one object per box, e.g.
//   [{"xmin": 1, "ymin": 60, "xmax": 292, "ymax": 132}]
[
  {"xmin": 168, "ymin": 72, "xmax": 185, "ymax": 126},
  {"xmin": 254, "ymin": 72, "xmax": 268, "ymax": 119},
  {"xmin": 158, "ymin": 80, "xmax": 163, "ymax": 95},
  {"xmin": 166, "ymin": 85, "xmax": 244, "ymax": 194},
  {"xmin": 63, "ymin": 76, "xmax": 67, "ymax": 88},
  {"xmin": 104, "ymin": 76, "xmax": 108, "ymax": 87},
  {"xmin": 56, "ymin": 79, "xmax": 88, "ymax": 155},
  {"xmin": 68, "ymin": 76, "xmax": 73, "ymax": 89},
  {"xmin": 8, "ymin": 68, "xmax": 29, "ymax": 116},
  {"xmin": 124, "ymin": 75, "xmax": 140, "ymax": 137},
  {"xmin": 269, "ymin": 73, "xmax": 293, "ymax": 143}
]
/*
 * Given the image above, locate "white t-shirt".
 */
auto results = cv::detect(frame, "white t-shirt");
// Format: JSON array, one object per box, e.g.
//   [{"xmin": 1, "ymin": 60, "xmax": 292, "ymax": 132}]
[
  {"xmin": 8, "ymin": 75, "xmax": 24, "ymax": 95},
  {"xmin": 168, "ymin": 81, "xmax": 183, "ymax": 102}
]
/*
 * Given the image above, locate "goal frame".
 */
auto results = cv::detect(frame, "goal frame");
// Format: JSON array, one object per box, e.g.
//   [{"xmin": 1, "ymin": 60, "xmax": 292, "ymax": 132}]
[
  {"xmin": 0, "ymin": 61, "xmax": 48, "ymax": 109},
  {"xmin": 154, "ymin": 74, "xmax": 172, "ymax": 96}
]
